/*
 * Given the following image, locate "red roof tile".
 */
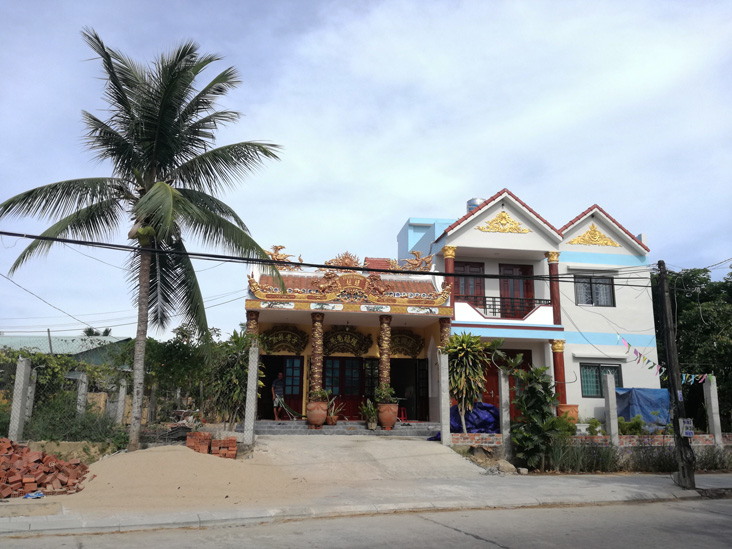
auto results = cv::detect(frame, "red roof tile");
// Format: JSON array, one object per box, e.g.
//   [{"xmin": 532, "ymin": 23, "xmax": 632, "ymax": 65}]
[
  {"xmin": 364, "ymin": 257, "xmax": 391, "ymax": 270},
  {"xmin": 559, "ymin": 204, "xmax": 649, "ymax": 252},
  {"xmin": 439, "ymin": 188, "xmax": 562, "ymax": 241}
]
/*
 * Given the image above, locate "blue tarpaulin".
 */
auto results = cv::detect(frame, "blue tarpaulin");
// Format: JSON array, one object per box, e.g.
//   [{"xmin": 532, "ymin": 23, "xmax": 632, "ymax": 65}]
[
  {"xmin": 615, "ymin": 388, "xmax": 670, "ymax": 429},
  {"xmin": 428, "ymin": 402, "xmax": 500, "ymax": 440}
]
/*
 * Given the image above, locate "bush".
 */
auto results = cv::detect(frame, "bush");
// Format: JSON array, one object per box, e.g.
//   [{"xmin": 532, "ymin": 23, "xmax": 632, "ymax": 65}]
[
  {"xmin": 618, "ymin": 415, "xmax": 648, "ymax": 435},
  {"xmin": 627, "ymin": 443, "xmax": 677, "ymax": 472},
  {"xmin": 24, "ymin": 392, "xmax": 128, "ymax": 450},
  {"xmin": 694, "ymin": 446, "xmax": 732, "ymax": 471},
  {"xmin": 549, "ymin": 439, "xmax": 622, "ymax": 473},
  {"xmin": 0, "ymin": 401, "xmax": 10, "ymax": 437},
  {"xmin": 588, "ymin": 418, "xmax": 605, "ymax": 436}
]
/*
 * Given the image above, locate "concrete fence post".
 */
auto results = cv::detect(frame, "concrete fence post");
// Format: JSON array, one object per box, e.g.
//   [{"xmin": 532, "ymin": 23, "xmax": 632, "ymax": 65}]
[
  {"xmin": 116, "ymin": 379, "xmax": 127, "ymax": 425},
  {"xmin": 604, "ymin": 374, "xmax": 619, "ymax": 446},
  {"xmin": 498, "ymin": 368, "xmax": 512, "ymax": 460},
  {"xmin": 703, "ymin": 376, "xmax": 724, "ymax": 449},
  {"xmin": 9, "ymin": 358, "xmax": 31, "ymax": 441},
  {"xmin": 242, "ymin": 344, "xmax": 260, "ymax": 448},
  {"xmin": 25, "ymin": 369, "xmax": 38, "ymax": 422},
  {"xmin": 76, "ymin": 373, "xmax": 89, "ymax": 416},
  {"xmin": 438, "ymin": 350, "xmax": 451, "ymax": 447}
]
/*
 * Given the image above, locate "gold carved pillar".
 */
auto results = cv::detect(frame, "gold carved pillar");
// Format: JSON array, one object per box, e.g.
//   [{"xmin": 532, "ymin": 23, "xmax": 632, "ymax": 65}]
[
  {"xmin": 245, "ymin": 310, "xmax": 259, "ymax": 335},
  {"xmin": 310, "ymin": 313, "xmax": 325, "ymax": 394},
  {"xmin": 545, "ymin": 251, "xmax": 562, "ymax": 326},
  {"xmin": 443, "ymin": 245, "xmax": 457, "ymax": 299},
  {"xmin": 439, "ymin": 317, "xmax": 451, "ymax": 348},
  {"xmin": 551, "ymin": 339, "xmax": 567, "ymax": 405},
  {"xmin": 378, "ymin": 315, "xmax": 392, "ymax": 386}
]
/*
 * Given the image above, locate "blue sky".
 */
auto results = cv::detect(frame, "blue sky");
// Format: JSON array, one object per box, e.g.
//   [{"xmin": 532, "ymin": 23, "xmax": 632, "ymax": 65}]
[{"xmin": 1, "ymin": 1, "xmax": 731, "ymax": 340}]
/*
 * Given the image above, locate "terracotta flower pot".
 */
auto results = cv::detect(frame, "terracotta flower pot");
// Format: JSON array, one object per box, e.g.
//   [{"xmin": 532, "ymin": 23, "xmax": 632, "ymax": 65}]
[
  {"xmin": 557, "ymin": 404, "xmax": 579, "ymax": 424},
  {"xmin": 377, "ymin": 403, "xmax": 398, "ymax": 430},
  {"xmin": 306, "ymin": 401, "xmax": 328, "ymax": 427},
  {"xmin": 326, "ymin": 415, "xmax": 338, "ymax": 425}
]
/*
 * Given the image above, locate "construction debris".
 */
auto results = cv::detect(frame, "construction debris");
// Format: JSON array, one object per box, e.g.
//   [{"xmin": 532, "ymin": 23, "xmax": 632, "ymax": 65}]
[
  {"xmin": 186, "ymin": 432, "xmax": 237, "ymax": 459},
  {"xmin": 0, "ymin": 438, "xmax": 90, "ymax": 498}
]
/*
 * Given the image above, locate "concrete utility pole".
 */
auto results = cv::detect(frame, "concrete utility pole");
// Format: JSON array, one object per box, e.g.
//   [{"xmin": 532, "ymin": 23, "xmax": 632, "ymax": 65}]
[{"xmin": 657, "ymin": 260, "xmax": 695, "ymax": 489}]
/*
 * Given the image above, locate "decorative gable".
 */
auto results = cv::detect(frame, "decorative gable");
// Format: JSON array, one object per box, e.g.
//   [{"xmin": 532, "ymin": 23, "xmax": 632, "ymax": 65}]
[
  {"xmin": 475, "ymin": 211, "xmax": 531, "ymax": 234},
  {"xmin": 567, "ymin": 223, "xmax": 620, "ymax": 247}
]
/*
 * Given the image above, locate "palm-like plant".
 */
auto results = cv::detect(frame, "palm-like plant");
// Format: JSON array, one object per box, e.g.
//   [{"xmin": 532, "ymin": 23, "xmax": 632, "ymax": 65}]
[{"xmin": 0, "ymin": 28, "xmax": 281, "ymax": 450}]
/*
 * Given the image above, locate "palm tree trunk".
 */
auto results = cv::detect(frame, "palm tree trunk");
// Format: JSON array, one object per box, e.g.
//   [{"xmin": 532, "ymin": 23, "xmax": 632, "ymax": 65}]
[{"xmin": 128, "ymin": 250, "xmax": 152, "ymax": 451}]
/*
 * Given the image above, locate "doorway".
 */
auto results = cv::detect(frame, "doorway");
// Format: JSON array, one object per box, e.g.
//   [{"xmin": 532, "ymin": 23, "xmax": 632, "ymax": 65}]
[
  {"xmin": 259, "ymin": 355, "xmax": 304, "ymax": 419},
  {"xmin": 483, "ymin": 349, "xmax": 532, "ymax": 420},
  {"xmin": 499, "ymin": 264, "xmax": 534, "ymax": 318}
]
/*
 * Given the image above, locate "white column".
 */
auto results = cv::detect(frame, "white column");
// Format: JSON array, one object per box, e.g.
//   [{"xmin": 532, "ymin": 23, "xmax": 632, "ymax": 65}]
[
  {"xmin": 76, "ymin": 372, "xmax": 89, "ymax": 416},
  {"xmin": 9, "ymin": 358, "xmax": 31, "ymax": 441},
  {"xmin": 438, "ymin": 350, "xmax": 451, "ymax": 447},
  {"xmin": 115, "ymin": 379, "xmax": 128, "ymax": 425},
  {"xmin": 242, "ymin": 344, "xmax": 260, "ymax": 448},
  {"xmin": 703, "ymin": 376, "xmax": 724, "ymax": 449},
  {"xmin": 25, "ymin": 369, "xmax": 37, "ymax": 421},
  {"xmin": 498, "ymin": 368, "xmax": 512, "ymax": 460},
  {"xmin": 604, "ymin": 374, "xmax": 619, "ymax": 446}
]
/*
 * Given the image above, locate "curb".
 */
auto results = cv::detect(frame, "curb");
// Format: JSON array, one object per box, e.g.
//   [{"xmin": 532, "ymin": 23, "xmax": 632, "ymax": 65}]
[{"xmin": 0, "ymin": 491, "xmax": 705, "ymax": 537}]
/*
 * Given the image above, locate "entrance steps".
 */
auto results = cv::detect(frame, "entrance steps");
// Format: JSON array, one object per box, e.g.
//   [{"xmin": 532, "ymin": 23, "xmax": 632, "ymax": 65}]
[{"xmin": 242, "ymin": 419, "xmax": 441, "ymax": 437}]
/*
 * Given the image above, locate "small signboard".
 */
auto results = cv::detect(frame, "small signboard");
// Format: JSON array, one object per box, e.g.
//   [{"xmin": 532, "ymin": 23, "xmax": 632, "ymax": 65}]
[{"xmin": 680, "ymin": 418, "xmax": 694, "ymax": 438}]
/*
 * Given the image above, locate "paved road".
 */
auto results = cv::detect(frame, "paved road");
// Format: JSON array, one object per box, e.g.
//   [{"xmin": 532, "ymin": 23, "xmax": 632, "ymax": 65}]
[{"xmin": 7, "ymin": 499, "xmax": 732, "ymax": 548}]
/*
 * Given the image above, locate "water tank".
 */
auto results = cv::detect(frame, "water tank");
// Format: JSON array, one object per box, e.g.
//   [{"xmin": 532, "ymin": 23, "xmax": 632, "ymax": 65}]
[{"xmin": 467, "ymin": 198, "xmax": 485, "ymax": 213}]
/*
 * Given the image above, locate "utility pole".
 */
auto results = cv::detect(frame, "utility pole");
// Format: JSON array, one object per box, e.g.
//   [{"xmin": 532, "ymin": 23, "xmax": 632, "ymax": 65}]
[{"xmin": 657, "ymin": 260, "xmax": 695, "ymax": 489}]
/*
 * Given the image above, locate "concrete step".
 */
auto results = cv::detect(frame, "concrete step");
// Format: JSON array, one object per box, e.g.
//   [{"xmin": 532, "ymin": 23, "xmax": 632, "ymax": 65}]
[{"xmin": 238, "ymin": 420, "xmax": 441, "ymax": 438}]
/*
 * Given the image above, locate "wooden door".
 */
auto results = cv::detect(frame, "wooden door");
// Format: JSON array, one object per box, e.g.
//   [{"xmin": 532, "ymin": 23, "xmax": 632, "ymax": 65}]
[
  {"xmin": 324, "ymin": 357, "xmax": 363, "ymax": 420},
  {"xmin": 283, "ymin": 357, "xmax": 303, "ymax": 414},
  {"xmin": 483, "ymin": 350, "xmax": 533, "ymax": 420},
  {"xmin": 454, "ymin": 261, "xmax": 485, "ymax": 307},
  {"xmin": 499, "ymin": 264, "xmax": 534, "ymax": 318}
]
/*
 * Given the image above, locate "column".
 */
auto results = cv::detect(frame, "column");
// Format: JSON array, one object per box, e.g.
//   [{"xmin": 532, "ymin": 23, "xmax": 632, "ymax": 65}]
[
  {"xmin": 443, "ymin": 245, "xmax": 457, "ymax": 300},
  {"xmin": 545, "ymin": 251, "xmax": 562, "ymax": 326},
  {"xmin": 378, "ymin": 315, "xmax": 392, "ymax": 387},
  {"xmin": 498, "ymin": 368, "xmax": 512, "ymax": 459},
  {"xmin": 438, "ymin": 350, "xmax": 451, "ymax": 447},
  {"xmin": 551, "ymin": 339, "xmax": 567, "ymax": 405},
  {"xmin": 604, "ymin": 373, "xmax": 619, "ymax": 446},
  {"xmin": 242, "ymin": 342, "xmax": 260, "ymax": 447},
  {"xmin": 115, "ymin": 379, "xmax": 127, "ymax": 425},
  {"xmin": 310, "ymin": 313, "xmax": 325, "ymax": 393},
  {"xmin": 76, "ymin": 372, "xmax": 89, "ymax": 416},
  {"xmin": 439, "ymin": 317, "xmax": 451, "ymax": 348},
  {"xmin": 245, "ymin": 310, "xmax": 260, "ymax": 336},
  {"xmin": 9, "ymin": 357, "xmax": 31, "ymax": 441},
  {"xmin": 703, "ymin": 376, "xmax": 724, "ymax": 448}
]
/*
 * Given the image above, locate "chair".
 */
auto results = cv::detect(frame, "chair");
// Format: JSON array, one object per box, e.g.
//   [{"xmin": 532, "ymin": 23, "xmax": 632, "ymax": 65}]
[{"xmin": 398, "ymin": 407, "xmax": 408, "ymax": 422}]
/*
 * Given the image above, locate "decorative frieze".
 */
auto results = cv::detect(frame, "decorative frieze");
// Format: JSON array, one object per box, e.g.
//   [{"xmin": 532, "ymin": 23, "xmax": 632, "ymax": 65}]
[
  {"xmin": 262, "ymin": 325, "xmax": 309, "ymax": 354},
  {"xmin": 323, "ymin": 326, "xmax": 373, "ymax": 357},
  {"xmin": 476, "ymin": 211, "xmax": 530, "ymax": 234},
  {"xmin": 567, "ymin": 223, "xmax": 620, "ymax": 247},
  {"xmin": 378, "ymin": 315, "xmax": 392, "ymax": 386}
]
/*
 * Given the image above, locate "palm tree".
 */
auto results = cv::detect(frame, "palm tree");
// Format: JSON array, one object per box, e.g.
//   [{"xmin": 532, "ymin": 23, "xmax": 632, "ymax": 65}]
[
  {"xmin": 82, "ymin": 327, "xmax": 112, "ymax": 337},
  {"xmin": 0, "ymin": 28, "xmax": 281, "ymax": 450}
]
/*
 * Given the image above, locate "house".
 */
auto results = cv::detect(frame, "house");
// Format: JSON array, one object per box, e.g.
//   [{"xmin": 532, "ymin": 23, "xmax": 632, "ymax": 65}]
[
  {"xmin": 245, "ymin": 189, "xmax": 659, "ymax": 424},
  {"xmin": 399, "ymin": 189, "xmax": 659, "ymax": 421}
]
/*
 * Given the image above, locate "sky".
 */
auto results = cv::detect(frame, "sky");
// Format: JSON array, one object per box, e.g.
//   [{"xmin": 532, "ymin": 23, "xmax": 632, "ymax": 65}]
[{"xmin": 1, "ymin": 0, "xmax": 731, "ymax": 341}]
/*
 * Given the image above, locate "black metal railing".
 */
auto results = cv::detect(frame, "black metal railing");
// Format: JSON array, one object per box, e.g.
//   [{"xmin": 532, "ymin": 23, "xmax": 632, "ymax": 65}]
[{"xmin": 456, "ymin": 295, "xmax": 551, "ymax": 319}]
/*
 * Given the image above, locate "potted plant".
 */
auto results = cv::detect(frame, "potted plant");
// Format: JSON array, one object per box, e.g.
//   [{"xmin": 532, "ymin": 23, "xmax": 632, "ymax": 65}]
[
  {"xmin": 374, "ymin": 383, "xmax": 399, "ymax": 430},
  {"xmin": 326, "ymin": 395, "xmax": 346, "ymax": 425},
  {"xmin": 306, "ymin": 388, "xmax": 330, "ymax": 428},
  {"xmin": 359, "ymin": 399, "xmax": 378, "ymax": 430}
]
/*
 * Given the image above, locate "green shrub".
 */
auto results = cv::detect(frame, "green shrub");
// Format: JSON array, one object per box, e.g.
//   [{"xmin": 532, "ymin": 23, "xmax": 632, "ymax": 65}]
[
  {"xmin": 627, "ymin": 443, "xmax": 677, "ymax": 472},
  {"xmin": 0, "ymin": 401, "xmax": 10, "ymax": 437},
  {"xmin": 694, "ymin": 446, "xmax": 732, "ymax": 471},
  {"xmin": 588, "ymin": 418, "xmax": 605, "ymax": 436},
  {"xmin": 24, "ymin": 392, "xmax": 128, "ymax": 450},
  {"xmin": 549, "ymin": 439, "xmax": 622, "ymax": 473},
  {"xmin": 618, "ymin": 415, "xmax": 648, "ymax": 435}
]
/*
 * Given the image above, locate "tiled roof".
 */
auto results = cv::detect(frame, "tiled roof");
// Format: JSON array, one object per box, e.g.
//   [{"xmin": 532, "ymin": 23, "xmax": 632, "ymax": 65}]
[
  {"xmin": 439, "ymin": 188, "xmax": 562, "ymax": 240},
  {"xmin": 0, "ymin": 336, "xmax": 130, "ymax": 355},
  {"xmin": 259, "ymin": 274, "xmax": 437, "ymax": 297},
  {"xmin": 364, "ymin": 257, "xmax": 391, "ymax": 270},
  {"xmin": 559, "ymin": 204, "xmax": 650, "ymax": 252}
]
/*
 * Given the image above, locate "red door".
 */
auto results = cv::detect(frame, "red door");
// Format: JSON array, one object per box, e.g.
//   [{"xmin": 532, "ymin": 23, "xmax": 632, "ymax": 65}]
[
  {"xmin": 455, "ymin": 261, "xmax": 485, "ymax": 308},
  {"xmin": 499, "ymin": 264, "xmax": 534, "ymax": 318},
  {"xmin": 324, "ymin": 357, "xmax": 363, "ymax": 419},
  {"xmin": 483, "ymin": 350, "xmax": 533, "ymax": 420},
  {"xmin": 283, "ymin": 357, "xmax": 303, "ymax": 415}
]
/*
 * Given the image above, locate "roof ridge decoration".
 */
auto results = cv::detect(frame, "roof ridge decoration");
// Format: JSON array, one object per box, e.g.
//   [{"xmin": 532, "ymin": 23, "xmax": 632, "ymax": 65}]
[
  {"xmin": 475, "ymin": 211, "xmax": 530, "ymax": 234},
  {"xmin": 388, "ymin": 251, "xmax": 433, "ymax": 273},
  {"xmin": 266, "ymin": 245, "xmax": 303, "ymax": 271},
  {"xmin": 317, "ymin": 251, "xmax": 361, "ymax": 272},
  {"xmin": 567, "ymin": 223, "xmax": 620, "ymax": 247}
]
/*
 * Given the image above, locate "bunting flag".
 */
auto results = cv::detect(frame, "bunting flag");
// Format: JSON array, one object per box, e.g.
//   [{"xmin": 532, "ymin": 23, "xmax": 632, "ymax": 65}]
[
  {"xmin": 679, "ymin": 373, "xmax": 712, "ymax": 384},
  {"xmin": 615, "ymin": 333, "xmax": 660, "ymax": 376}
]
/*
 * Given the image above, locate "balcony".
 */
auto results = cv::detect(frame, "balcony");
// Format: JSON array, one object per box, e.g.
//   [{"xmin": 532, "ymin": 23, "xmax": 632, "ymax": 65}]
[{"xmin": 456, "ymin": 295, "xmax": 551, "ymax": 319}]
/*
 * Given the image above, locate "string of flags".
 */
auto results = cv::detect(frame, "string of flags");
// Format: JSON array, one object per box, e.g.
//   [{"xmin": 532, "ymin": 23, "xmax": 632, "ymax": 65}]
[
  {"xmin": 681, "ymin": 373, "xmax": 714, "ymax": 385},
  {"xmin": 618, "ymin": 335, "xmax": 665, "ymax": 377}
]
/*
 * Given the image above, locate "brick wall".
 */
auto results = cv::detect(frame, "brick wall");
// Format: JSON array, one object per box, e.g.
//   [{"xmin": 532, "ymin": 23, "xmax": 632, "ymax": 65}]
[
  {"xmin": 450, "ymin": 433, "xmax": 503, "ymax": 446},
  {"xmin": 449, "ymin": 433, "xmax": 731, "ymax": 447}
]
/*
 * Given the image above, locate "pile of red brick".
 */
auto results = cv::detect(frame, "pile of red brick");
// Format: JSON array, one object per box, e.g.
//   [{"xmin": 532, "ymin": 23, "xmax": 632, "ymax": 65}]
[
  {"xmin": 0, "ymin": 438, "xmax": 90, "ymax": 498},
  {"xmin": 186, "ymin": 432, "xmax": 237, "ymax": 459}
]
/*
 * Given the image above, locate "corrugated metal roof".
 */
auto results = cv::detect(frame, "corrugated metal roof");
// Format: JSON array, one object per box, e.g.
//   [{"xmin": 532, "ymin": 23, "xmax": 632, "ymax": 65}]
[{"xmin": 0, "ymin": 336, "xmax": 130, "ymax": 355}]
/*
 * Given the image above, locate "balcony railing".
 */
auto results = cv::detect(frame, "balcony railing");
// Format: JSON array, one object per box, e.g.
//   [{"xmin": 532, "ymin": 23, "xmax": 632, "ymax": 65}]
[{"xmin": 456, "ymin": 295, "xmax": 551, "ymax": 319}]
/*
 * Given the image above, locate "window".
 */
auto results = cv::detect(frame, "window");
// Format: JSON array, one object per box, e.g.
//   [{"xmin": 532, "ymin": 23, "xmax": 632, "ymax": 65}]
[
  {"xmin": 575, "ymin": 276, "xmax": 615, "ymax": 307},
  {"xmin": 580, "ymin": 363, "xmax": 622, "ymax": 398}
]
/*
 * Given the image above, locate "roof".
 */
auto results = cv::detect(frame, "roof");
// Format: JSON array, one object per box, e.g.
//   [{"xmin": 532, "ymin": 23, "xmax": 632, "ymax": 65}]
[
  {"xmin": 259, "ymin": 274, "xmax": 437, "ymax": 297},
  {"xmin": 364, "ymin": 257, "xmax": 391, "ymax": 270},
  {"xmin": 0, "ymin": 335, "xmax": 131, "ymax": 355},
  {"xmin": 439, "ymin": 188, "xmax": 562, "ymax": 240},
  {"xmin": 559, "ymin": 204, "xmax": 650, "ymax": 252}
]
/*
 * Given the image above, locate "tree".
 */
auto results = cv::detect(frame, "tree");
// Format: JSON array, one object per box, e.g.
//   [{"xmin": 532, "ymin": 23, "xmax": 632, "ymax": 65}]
[
  {"xmin": 83, "ymin": 327, "xmax": 112, "ymax": 336},
  {"xmin": 0, "ymin": 29, "xmax": 281, "ymax": 450}
]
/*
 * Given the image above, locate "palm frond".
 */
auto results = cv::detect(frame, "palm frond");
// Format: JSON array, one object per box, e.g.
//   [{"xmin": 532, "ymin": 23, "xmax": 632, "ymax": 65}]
[
  {"xmin": 171, "ymin": 239, "xmax": 208, "ymax": 336},
  {"xmin": 82, "ymin": 111, "xmax": 140, "ymax": 177},
  {"xmin": 0, "ymin": 178, "xmax": 128, "ymax": 221},
  {"xmin": 133, "ymin": 181, "xmax": 181, "ymax": 242},
  {"xmin": 9, "ymin": 199, "xmax": 125, "ymax": 275},
  {"xmin": 176, "ymin": 189, "xmax": 248, "ymax": 231},
  {"xmin": 173, "ymin": 142, "xmax": 280, "ymax": 194}
]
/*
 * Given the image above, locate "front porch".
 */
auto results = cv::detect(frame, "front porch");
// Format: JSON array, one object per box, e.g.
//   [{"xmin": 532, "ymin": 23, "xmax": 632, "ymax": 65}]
[{"xmin": 246, "ymin": 419, "xmax": 441, "ymax": 437}]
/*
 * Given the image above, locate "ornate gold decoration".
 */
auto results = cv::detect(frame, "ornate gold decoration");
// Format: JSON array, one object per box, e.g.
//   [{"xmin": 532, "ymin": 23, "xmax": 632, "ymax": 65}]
[
  {"xmin": 323, "ymin": 326, "xmax": 373, "ymax": 357},
  {"xmin": 382, "ymin": 329, "xmax": 425, "ymax": 358},
  {"xmin": 567, "ymin": 224, "xmax": 620, "ymax": 247},
  {"xmin": 378, "ymin": 315, "xmax": 392, "ymax": 386},
  {"xmin": 442, "ymin": 245, "xmax": 457, "ymax": 259},
  {"xmin": 439, "ymin": 318, "xmax": 451, "ymax": 348},
  {"xmin": 544, "ymin": 251, "xmax": 560, "ymax": 263},
  {"xmin": 246, "ymin": 299, "xmax": 453, "ymax": 317},
  {"xmin": 476, "ymin": 211, "xmax": 530, "ymax": 233},
  {"xmin": 262, "ymin": 325, "xmax": 309, "ymax": 354},
  {"xmin": 266, "ymin": 245, "xmax": 304, "ymax": 271},
  {"xmin": 310, "ymin": 313, "xmax": 325, "ymax": 392},
  {"xmin": 551, "ymin": 339, "xmax": 566, "ymax": 353},
  {"xmin": 249, "ymin": 272, "xmax": 450, "ymax": 306},
  {"xmin": 245, "ymin": 310, "xmax": 259, "ymax": 335},
  {"xmin": 388, "ymin": 251, "xmax": 434, "ymax": 272},
  {"xmin": 317, "ymin": 251, "xmax": 362, "ymax": 272}
]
